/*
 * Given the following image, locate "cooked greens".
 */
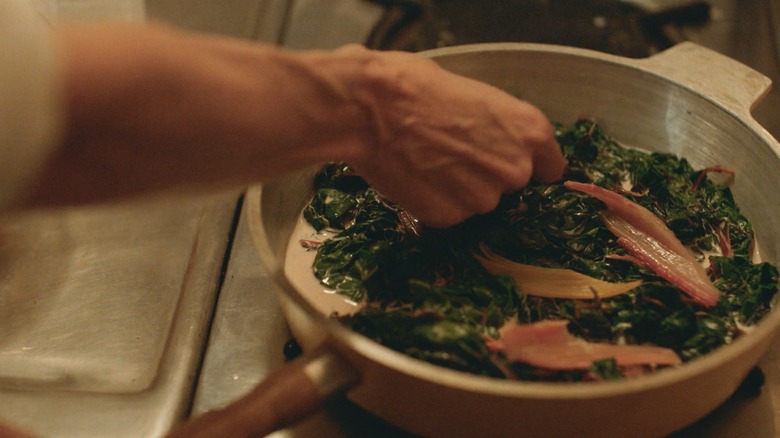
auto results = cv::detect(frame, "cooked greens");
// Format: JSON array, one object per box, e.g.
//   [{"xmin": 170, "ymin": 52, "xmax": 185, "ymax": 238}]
[{"xmin": 300, "ymin": 120, "xmax": 778, "ymax": 381}]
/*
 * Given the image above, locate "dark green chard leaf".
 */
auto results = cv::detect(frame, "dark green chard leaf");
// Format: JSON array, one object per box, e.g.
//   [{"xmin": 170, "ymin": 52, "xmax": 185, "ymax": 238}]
[
  {"xmin": 590, "ymin": 359, "xmax": 622, "ymax": 381},
  {"xmin": 304, "ymin": 188, "xmax": 357, "ymax": 231},
  {"xmin": 299, "ymin": 120, "xmax": 778, "ymax": 382}
]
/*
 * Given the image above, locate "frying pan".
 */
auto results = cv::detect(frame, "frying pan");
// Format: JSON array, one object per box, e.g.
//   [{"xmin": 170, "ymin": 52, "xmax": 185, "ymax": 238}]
[{"xmin": 236, "ymin": 42, "xmax": 780, "ymax": 437}]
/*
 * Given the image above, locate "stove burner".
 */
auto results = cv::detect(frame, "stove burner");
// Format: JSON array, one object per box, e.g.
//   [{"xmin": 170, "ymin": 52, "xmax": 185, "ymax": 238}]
[{"xmin": 365, "ymin": 0, "xmax": 710, "ymax": 57}]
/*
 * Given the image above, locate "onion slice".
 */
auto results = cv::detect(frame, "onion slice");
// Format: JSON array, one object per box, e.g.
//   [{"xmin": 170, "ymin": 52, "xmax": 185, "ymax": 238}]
[
  {"xmin": 487, "ymin": 320, "xmax": 682, "ymax": 370},
  {"xmin": 475, "ymin": 244, "xmax": 642, "ymax": 299},
  {"xmin": 564, "ymin": 181, "xmax": 720, "ymax": 307}
]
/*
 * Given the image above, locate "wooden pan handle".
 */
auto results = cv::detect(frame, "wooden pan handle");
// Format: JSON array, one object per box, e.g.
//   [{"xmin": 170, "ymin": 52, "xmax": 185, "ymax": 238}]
[{"xmin": 168, "ymin": 348, "xmax": 359, "ymax": 438}]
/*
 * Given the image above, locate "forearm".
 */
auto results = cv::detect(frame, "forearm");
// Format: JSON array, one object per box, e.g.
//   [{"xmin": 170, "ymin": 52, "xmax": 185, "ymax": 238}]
[
  {"xmin": 21, "ymin": 21, "xmax": 564, "ymax": 227},
  {"xmin": 25, "ymin": 22, "xmax": 373, "ymax": 207}
]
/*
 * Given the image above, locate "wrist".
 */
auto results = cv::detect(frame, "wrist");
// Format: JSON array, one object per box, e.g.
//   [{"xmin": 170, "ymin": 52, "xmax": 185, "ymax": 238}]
[
  {"xmin": 302, "ymin": 46, "xmax": 439, "ymax": 171},
  {"xmin": 294, "ymin": 46, "xmax": 383, "ymax": 165}
]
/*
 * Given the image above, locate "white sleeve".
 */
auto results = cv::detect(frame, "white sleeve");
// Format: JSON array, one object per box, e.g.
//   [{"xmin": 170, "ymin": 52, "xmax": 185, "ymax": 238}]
[{"xmin": 0, "ymin": 0, "xmax": 64, "ymax": 209}]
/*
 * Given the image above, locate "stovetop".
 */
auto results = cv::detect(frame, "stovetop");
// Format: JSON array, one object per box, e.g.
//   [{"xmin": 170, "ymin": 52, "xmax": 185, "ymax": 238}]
[
  {"xmin": 3, "ymin": 1, "xmax": 777, "ymax": 437},
  {"xmin": 366, "ymin": 0, "xmax": 708, "ymax": 57}
]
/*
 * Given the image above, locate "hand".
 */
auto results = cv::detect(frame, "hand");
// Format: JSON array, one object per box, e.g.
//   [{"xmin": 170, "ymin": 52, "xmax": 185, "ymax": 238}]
[{"xmin": 344, "ymin": 46, "xmax": 566, "ymax": 227}]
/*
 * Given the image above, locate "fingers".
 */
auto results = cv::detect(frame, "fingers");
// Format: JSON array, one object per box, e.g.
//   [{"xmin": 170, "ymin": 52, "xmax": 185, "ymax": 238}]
[
  {"xmin": 358, "ymin": 156, "xmax": 520, "ymax": 228},
  {"xmin": 509, "ymin": 102, "xmax": 567, "ymax": 185},
  {"xmin": 529, "ymin": 126, "xmax": 566, "ymax": 184},
  {"xmin": 356, "ymin": 112, "xmax": 564, "ymax": 228},
  {"xmin": 389, "ymin": 117, "xmax": 563, "ymax": 228},
  {"xmin": 531, "ymin": 137, "xmax": 566, "ymax": 186}
]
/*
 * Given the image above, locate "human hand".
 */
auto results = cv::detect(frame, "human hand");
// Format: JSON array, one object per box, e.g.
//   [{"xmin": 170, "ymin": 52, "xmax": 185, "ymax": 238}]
[
  {"xmin": 343, "ymin": 46, "xmax": 567, "ymax": 228},
  {"xmin": 29, "ymin": 25, "xmax": 562, "ymax": 219}
]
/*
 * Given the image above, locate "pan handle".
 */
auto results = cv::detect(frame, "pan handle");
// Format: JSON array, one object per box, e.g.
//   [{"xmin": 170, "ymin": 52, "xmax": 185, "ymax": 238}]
[
  {"xmin": 636, "ymin": 42, "xmax": 772, "ymax": 118},
  {"xmin": 167, "ymin": 346, "xmax": 359, "ymax": 438}
]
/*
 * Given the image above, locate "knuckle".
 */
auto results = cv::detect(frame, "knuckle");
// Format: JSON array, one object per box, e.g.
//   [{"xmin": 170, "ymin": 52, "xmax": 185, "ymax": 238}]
[
  {"xmin": 516, "ymin": 105, "xmax": 556, "ymax": 147},
  {"xmin": 471, "ymin": 192, "xmax": 501, "ymax": 215},
  {"xmin": 502, "ymin": 160, "xmax": 533, "ymax": 190}
]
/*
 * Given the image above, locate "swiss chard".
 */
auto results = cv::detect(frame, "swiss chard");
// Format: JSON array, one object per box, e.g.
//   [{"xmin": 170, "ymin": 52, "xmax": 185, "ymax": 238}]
[{"xmin": 300, "ymin": 119, "xmax": 778, "ymax": 381}]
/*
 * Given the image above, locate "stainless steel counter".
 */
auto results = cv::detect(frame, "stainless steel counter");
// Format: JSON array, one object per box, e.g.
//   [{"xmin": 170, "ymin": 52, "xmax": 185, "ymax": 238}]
[{"xmin": 0, "ymin": 194, "xmax": 238, "ymax": 437}]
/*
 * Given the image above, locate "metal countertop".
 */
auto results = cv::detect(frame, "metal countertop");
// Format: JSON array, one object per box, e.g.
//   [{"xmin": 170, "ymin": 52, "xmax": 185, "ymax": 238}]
[{"xmin": 0, "ymin": 194, "xmax": 238, "ymax": 437}]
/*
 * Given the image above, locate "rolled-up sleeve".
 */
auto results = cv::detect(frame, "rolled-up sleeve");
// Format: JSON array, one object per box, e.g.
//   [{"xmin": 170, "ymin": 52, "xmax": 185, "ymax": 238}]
[{"xmin": 0, "ymin": 0, "xmax": 64, "ymax": 209}]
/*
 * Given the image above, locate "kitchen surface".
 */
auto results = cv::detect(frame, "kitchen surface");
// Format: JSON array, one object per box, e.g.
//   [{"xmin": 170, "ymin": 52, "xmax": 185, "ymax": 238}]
[{"xmin": 2, "ymin": 0, "xmax": 780, "ymax": 437}]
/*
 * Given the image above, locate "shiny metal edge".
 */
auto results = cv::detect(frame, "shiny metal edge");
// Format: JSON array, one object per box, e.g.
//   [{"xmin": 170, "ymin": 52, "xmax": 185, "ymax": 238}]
[{"xmin": 0, "ymin": 194, "xmax": 238, "ymax": 438}]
